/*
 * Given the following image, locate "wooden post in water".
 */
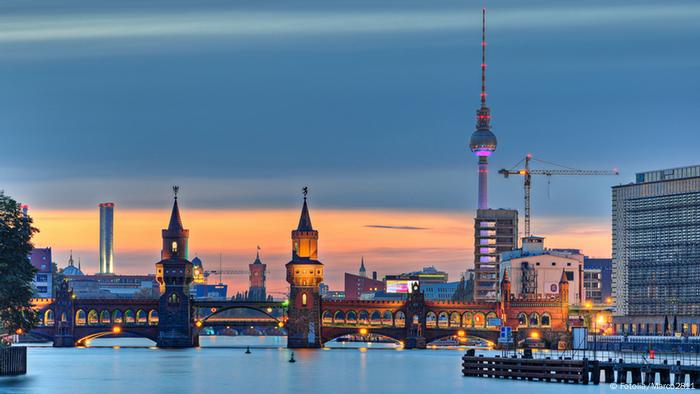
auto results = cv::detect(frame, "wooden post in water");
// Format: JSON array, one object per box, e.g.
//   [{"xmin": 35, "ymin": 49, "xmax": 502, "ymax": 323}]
[{"xmin": 0, "ymin": 347, "xmax": 27, "ymax": 376}]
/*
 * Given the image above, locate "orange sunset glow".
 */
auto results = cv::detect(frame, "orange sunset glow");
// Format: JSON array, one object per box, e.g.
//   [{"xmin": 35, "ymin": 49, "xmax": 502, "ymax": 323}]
[{"xmin": 30, "ymin": 206, "xmax": 610, "ymax": 294}]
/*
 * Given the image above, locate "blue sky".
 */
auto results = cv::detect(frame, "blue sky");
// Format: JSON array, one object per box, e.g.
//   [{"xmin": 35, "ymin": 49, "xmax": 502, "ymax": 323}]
[{"xmin": 1, "ymin": 1, "xmax": 699, "ymax": 283}]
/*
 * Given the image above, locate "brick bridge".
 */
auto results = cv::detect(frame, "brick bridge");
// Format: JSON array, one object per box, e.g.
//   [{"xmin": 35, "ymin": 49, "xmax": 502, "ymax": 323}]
[{"xmin": 29, "ymin": 192, "xmax": 571, "ymax": 349}]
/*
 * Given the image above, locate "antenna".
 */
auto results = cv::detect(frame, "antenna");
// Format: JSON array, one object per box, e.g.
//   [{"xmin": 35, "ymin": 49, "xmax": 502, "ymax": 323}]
[
  {"xmin": 481, "ymin": 8, "xmax": 487, "ymax": 107},
  {"xmin": 219, "ymin": 253, "xmax": 223, "ymax": 285},
  {"xmin": 173, "ymin": 185, "xmax": 179, "ymax": 200}
]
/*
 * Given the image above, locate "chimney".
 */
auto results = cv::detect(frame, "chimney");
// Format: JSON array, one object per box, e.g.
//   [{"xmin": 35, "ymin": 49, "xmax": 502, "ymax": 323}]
[{"xmin": 372, "ymin": 271, "xmax": 377, "ymax": 281}]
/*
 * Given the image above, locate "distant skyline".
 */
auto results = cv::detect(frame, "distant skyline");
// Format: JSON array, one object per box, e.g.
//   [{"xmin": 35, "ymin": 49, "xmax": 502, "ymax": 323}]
[{"xmin": 3, "ymin": 0, "xmax": 699, "ymax": 292}]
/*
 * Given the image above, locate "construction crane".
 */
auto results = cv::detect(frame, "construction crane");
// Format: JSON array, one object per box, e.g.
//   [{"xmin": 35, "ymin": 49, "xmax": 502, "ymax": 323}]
[{"xmin": 498, "ymin": 154, "xmax": 619, "ymax": 238}]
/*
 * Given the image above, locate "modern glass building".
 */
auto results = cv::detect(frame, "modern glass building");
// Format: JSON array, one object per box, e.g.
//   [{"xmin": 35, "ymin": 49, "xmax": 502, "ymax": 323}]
[
  {"xmin": 612, "ymin": 165, "xmax": 700, "ymax": 332},
  {"xmin": 99, "ymin": 202, "xmax": 115, "ymax": 274}
]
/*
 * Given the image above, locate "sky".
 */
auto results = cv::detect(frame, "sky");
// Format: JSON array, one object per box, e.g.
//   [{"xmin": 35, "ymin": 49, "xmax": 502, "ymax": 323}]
[{"xmin": 1, "ymin": 0, "xmax": 699, "ymax": 294}]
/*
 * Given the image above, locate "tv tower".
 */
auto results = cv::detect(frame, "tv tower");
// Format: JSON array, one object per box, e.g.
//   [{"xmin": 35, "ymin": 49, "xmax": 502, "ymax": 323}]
[{"xmin": 469, "ymin": 8, "xmax": 497, "ymax": 210}]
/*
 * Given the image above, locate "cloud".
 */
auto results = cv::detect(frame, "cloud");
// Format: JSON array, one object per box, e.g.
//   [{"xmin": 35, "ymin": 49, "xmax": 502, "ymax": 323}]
[{"xmin": 364, "ymin": 225, "xmax": 429, "ymax": 230}]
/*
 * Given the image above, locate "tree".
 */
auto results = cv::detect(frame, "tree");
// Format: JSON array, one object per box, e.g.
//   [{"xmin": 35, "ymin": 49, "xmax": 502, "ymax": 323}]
[{"xmin": 0, "ymin": 191, "xmax": 38, "ymax": 338}]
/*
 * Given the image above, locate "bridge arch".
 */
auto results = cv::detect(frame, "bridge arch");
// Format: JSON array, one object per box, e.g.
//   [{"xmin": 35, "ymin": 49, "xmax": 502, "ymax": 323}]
[
  {"xmin": 60, "ymin": 311, "xmax": 67, "ymax": 323},
  {"xmin": 333, "ymin": 311, "xmax": 345, "ymax": 324},
  {"xmin": 485, "ymin": 312, "xmax": 498, "ymax": 328},
  {"xmin": 370, "ymin": 311, "xmax": 381, "ymax": 326},
  {"xmin": 198, "ymin": 305, "xmax": 282, "ymax": 326},
  {"xmin": 395, "ymin": 311, "xmax": 405, "ymax": 328},
  {"xmin": 148, "ymin": 310, "xmax": 159, "ymax": 326},
  {"xmin": 100, "ymin": 310, "xmax": 111, "ymax": 324},
  {"xmin": 473, "ymin": 312, "xmax": 485, "ymax": 328},
  {"xmin": 136, "ymin": 309, "xmax": 147, "ymax": 325},
  {"xmin": 437, "ymin": 312, "xmax": 449, "ymax": 328},
  {"xmin": 76, "ymin": 309, "xmax": 86, "ymax": 326},
  {"xmin": 541, "ymin": 313, "xmax": 551, "ymax": 327},
  {"xmin": 112, "ymin": 310, "xmax": 123, "ymax": 324},
  {"xmin": 529, "ymin": 313, "xmax": 540, "ymax": 327},
  {"xmin": 449, "ymin": 312, "xmax": 460, "ymax": 328},
  {"xmin": 517, "ymin": 312, "xmax": 528, "ymax": 327},
  {"xmin": 381, "ymin": 311, "xmax": 393, "ymax": 326},
  {"xmin": 426, "ymin": 312, "xmax": 437, "ymax": 328},
  {"xmin": 347, "ymin": 311, "xmax": 357, "ymax": 324},
  {"xmin": 322, "ymin": 310, "xmax": 332, "ymax": 324},
  {"xmin": 87, "ymin": 310, "xmax": 99, "ymax": 325},
  {"xmin": 462, "ymin": 312, "xmax": 472, "ymax": 328},
  {"xmin": 44, "ymin": 309, "xmax": 54, "ymax": 326},
  {"xmin": 76, "ymin": 330, "xmax": 158, "ymax": 346},
  {"xmin": 358, "ymin": 310, "xmax": 369, "ymax": 325},
  {"xmin": 124, "ymin": 309, "xmax": 135, "ymax": 324}
]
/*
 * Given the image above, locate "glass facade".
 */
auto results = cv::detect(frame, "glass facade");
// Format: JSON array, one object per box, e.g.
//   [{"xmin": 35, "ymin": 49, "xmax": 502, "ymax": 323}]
[{"xmin": 612, "ymin": 165, "xmax": 700, "ymax": 316}]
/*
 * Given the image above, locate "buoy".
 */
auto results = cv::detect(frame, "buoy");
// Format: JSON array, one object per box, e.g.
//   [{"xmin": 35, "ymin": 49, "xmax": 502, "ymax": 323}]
[
  {"xmin": 245, "ymin": 346, "xmax": 251, "ymax": 354},
  {"xmin": 289, "ymin": 351, "xmax": 296, "ymax": 363}
]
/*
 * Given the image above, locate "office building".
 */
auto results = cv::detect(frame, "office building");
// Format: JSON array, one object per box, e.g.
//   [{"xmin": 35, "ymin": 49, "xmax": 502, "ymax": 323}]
[
  {"xmin": 29, "ymin": 247, "xmax": 53, "ymax": 298},
  {"xmin": 474, "ymin": 208, "xmax": 518, "ymax": 301},
  {"xmin": 612, "ymin": 165, "xmax": 700, "ymax": 334},
  {"xmin": 583, "ymin": 257, "xmax": 612, "ymax": 305}
]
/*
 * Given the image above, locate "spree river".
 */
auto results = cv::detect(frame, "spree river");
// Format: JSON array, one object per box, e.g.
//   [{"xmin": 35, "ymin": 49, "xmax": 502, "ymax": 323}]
[{"xmin": 2, "ymin": 337, "xmax": 613, "ymax": 394}]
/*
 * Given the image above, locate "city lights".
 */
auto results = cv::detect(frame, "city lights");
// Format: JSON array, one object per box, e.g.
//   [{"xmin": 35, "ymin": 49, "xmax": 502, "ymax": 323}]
[{"xmin": 112, "ymin": 326, "xmax": 122, "ymax": 334}]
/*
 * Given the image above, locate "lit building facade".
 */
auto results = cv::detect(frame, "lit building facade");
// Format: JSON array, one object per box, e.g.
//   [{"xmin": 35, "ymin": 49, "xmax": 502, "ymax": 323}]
[
  {"xmin": 612, "ymin": 165, "xmax": 700, "ymax": 334},
  {"xmin": 29, "ymin": 247, "xmax": 53, "ymax": 298},
  {"xmin": 584, "ymin": 257, "xmax": 612, "ymax": 305},
  {"xmin": 343, "ymin": 272, "xmax": 385, "ymax": 300},
  {"xmin": 474, "ymin": 208, "xmax": 518, "ymax": 301},
  {"xmin": 499, "ymin": 236, "xmax": 584, "ymax": 305}
]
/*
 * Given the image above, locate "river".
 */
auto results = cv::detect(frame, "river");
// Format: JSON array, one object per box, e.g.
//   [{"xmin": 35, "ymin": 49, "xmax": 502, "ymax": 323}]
[{"xmin": 1, "ymin": 337, "xmax": 614, "ymax": 394}]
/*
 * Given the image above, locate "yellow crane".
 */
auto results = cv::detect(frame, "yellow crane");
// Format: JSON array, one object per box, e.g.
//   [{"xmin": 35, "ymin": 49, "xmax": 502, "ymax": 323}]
[{"xmin": 498, "ymin": 154, "xmax": 619, "ymax": 238}]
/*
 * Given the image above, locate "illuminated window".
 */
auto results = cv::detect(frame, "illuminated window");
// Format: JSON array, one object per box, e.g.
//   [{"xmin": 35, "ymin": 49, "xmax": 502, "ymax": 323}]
[
  {"xmin": 171, "ymin": 241, "xmax": 178, "ymax": 253},
  {"xmin": 302, "ymin": 293, "xmax": 307, "ymax": 307}
]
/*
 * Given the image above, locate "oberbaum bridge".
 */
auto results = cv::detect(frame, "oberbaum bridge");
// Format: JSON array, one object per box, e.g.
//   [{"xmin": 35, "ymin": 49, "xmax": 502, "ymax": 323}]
[{"xmin": 30, "ymin": 191, "xmax": 571, "ymax": 349}]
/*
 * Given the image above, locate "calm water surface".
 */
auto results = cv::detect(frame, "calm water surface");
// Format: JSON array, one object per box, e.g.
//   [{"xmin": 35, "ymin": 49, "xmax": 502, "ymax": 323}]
[{"xmin": 1, "ymin": 337, "xmax": 613, "ymax": 394}]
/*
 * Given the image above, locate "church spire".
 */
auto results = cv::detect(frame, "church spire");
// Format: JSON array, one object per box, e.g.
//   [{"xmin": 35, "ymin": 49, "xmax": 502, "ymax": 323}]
[
  {"xmin": 168, "ymin": 185, "xmax": 184, "ymax": 231},
  {"xmin": 359, "ymin": 257, "xmax": 366, "ymax": 277},
  {"xmin": 297, "ymin": 186, "xmax": 313, "ymax": 231},
  {"xmin": 68, "ymin": 250, "xmax": 74, "ymax": 267}
]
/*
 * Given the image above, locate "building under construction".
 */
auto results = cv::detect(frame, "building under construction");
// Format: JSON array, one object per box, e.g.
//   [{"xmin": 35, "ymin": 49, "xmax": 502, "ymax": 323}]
[{"xmin": 613, "ymin": 165, "xmax": 700, "ymax": 335}]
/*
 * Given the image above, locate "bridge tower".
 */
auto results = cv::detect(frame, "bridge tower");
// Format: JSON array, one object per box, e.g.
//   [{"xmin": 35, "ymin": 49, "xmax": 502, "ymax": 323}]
[
  {"xmin": 500, "ymin": 269, "xmax": 511, "ymax": 318},
  {"xmin": 404, "ymin": 282, "xmax": 427, "ymax": 349},
  {"xmin": 285, "ymin": 189, "xmax": 323, "ymax": 348},
  {"xmin": 155, "ymin": 186, "xmax": 195, "ymax": 348},
  {"xmin": 52, "ymin": 281, "xmax": 75, "ymax": 347}
]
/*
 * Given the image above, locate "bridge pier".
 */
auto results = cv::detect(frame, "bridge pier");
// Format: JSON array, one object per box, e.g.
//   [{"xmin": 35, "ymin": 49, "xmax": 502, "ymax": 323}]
[{"xmin": 404, "ymin": 336, "xmax": 426, "ymax": 349}]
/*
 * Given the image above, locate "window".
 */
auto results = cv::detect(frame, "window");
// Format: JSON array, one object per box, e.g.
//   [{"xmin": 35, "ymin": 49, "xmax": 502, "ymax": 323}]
[
  {"xmin": 302, "ymin": 293, "xmax": 307, "ymax": 307},
  {"xmin": 171, "ymin": 241, "xmax": 178, "ymax": 253}
]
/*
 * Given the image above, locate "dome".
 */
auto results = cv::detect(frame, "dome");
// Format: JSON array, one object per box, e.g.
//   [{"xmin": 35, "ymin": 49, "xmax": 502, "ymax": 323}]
[
  {"xmin": 469, "ymin": 129, "xmax": 497, "ymax": 155},
  {"xmin": 63, "ymin": 265, "xmax": 83, "ymax": 276}
]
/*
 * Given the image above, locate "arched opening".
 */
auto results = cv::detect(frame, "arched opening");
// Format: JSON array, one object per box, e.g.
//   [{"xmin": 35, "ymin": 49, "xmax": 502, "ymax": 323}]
[
  {"xmin": 358, "ymin": 310, "xmax": 369, "ymax": 325},
  {"xmin": 437, "ymin": 312, "xmax": 449, "ymax": 329},
  {"xmin": 87, "ymin": 310, "xmax": 99, "ymax": 325},
  {"xmin": 529, "ymin": 313, "xmax": 540, "ymax": 327},
  {"xmin": 124, "ymin": 309, "xmax": 135, "ymax": 324},
  {"xmin": 394, "ymin": 311, "xmax": 406, "ymax": 328},
  {"xmin": 462, "ymin": 312, "xmax": 473, "ymax": 328},
  {"xmin": 333, "ymin": 311, "xmax": 345, "ymax": 324},
  {"xmin": 301, "ymin": 293, "xmax": 307, "ymax": 307},
  {"xmin": 485, "ymin": 312, "xmax": 498, "ymax": 328},
  {"xmin": 148, "ymin": 310, "xmax": 159, "ymax": 325},
  {"xmin": 381, "ymin": 311, "xmax": 393, "ymax": 326},
  {"xmin": 168, "ymin": 293, "xmax": 179, "ymax": 305},
  {"xmin": 426, "ymin": 312, "xmax": 437, "ymax": 329},
  {"xmin": 346, "ymin": 311, "xmax": 357, "ymax": 324},
  {"xmin": 473, "ymin": 313, "xmax": 485, "ymax": 328},
  {"xmin": 412, "ymin": 314, "xmax": 420, "ymax": 326},
  {"xmin": 44, "ymin": 309, "xmax": 54, "ymax": 326},
  {"xmin": 76, "ymin": 309, "xmax": 86, "ymax": 326},
  {"xmin": 100, "ymin": 310, "xmax": 111, "ymax": 324},
  {"xmin": 112, "ymin": 310, "xmax": 123, "ymax": 324},
  {"xmin": 370, "ymin": 311, "xmax": 381, "ymax": 326},
  {"xmin": 60, "ymin": 312, "xmax": 67, "ymax": 323},
  {"xmin": 541, "ymin": 313, "xmax": 551, "ymax": 327},
  {"xmin": 322, "ymin": 310, "xmax": 333, "ymax": 324},
  {"xmin": 136, "ymin": 309, "xmax": 147, "ymax": 325},
  {"xmin": 449, "ymin": 312, "xmax": 461, "ymax": 328},
  {"xmin": 518, "ymin": 313, "xmax": 528, "ymax": 327}
]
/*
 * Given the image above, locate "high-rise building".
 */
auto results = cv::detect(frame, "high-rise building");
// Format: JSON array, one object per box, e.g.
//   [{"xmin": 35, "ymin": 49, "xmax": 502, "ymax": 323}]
[
  {"xmin": 474, "ymin": 208, "xmax": 518, "ymax": 301},
  {"xmin": 29, "ymin": 247, "xmax": 53, "ymax": 298},
  {"xmin": 583, "ymin": 257, "xmax": 612, "ymax": 305},
  {"xmin": 99, "ymin": 202, "xmax": 115, "ymax": 274},
  {"xmin": 612, "ymin": 165, "xmax": 700, "ymax": 328}
]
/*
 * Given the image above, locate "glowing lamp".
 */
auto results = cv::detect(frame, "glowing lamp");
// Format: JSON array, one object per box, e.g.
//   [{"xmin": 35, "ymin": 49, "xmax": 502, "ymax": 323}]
[
  {"xmin": 266, "ymin": 307, "xmax": 273, "ymax": 313},
  {"xmin": 210, "ymin": 308, "xmax": 217, "ymax": 313},
  {"xmin": 530, "ymin": 331, "xmax": 540, "ymax": 339},
  {"xmin": 282, "ymin": 300, "xmax": 289, "ymax": 307},
  {"xmin": 585, "ymin": 301, "xmax": 593, "ymax": 309},
  {"xmin": 359, "ymin": 328, "xmax": 368, "ymax": 335},
  {"xmin": 195, "ymin": 320, "xmax": 203, "ymax": 328},
  {"xmin": 112, "ymin": 326, "xmax": 122, "ymax": 334},
  {"xmin": 15, "ymin": 328, "xmax": 23, "ymax": 335},
  {"xmin": 278, "ymin": 322, "xmax": 284, "ymax": 328},
  {"xmin": 457, "ymin": 330, "xmax": 466, "ymax": 337},
  {"xmin": 606, "ymin": 297, "xmax": 613, "ymax": 305},
  {"xmin": 596, "ymin": 315, "xmax": 606, "ymax": 325},
  {"xmin": 519, "ymin": 170, "xmax": 527, "ymax": 175}
]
